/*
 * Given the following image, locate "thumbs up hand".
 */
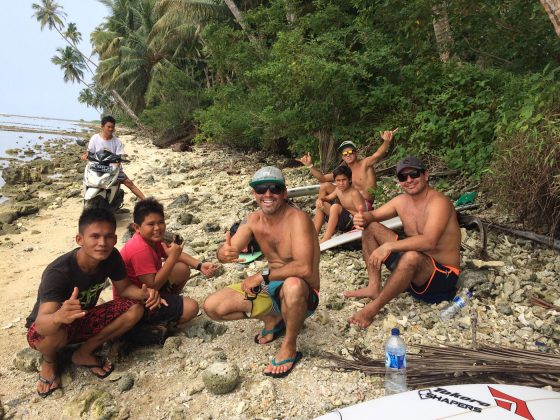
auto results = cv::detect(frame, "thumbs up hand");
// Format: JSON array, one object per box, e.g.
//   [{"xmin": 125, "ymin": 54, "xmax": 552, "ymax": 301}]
[
  {"xmin": 55, "ymin": 287, "xmax": 86, "ymax": 324},
  {"xmin": 353, "ymin": 205, "xmax": 367, "ymax": 230},
  {"xmin": 218, "ymin": 231, "xmax": 241, "ymax": 263}
]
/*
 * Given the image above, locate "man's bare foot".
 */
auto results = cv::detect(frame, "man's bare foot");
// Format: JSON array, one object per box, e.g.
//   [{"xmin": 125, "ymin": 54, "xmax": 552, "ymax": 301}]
[
  {"xmin": 71, "ymin": 350, "xmax": 113, "ymax": 377},
  {"xmin": 344, "ymin": 286, "xmax": 378, "ymax": 299},
  {"xmin": 264, "ymin": 344, "xmax": 301, "ymax": 377},
  {"xmin": 37, "ymin": 359, "xmax": 61, "ymax": 397},
  {"xmin": 348, "ymin": 307, "xmax": 378, "ymax": 328}
]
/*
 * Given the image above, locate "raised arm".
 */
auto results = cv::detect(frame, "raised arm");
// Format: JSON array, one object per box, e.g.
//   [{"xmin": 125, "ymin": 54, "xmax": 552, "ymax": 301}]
[
  {"xmin": 361, "ymin": 128, "xmax": 398, "ymax": 167},
  {"xmin": 297, "ymin": 152, "xmax": 334, "ymax": 183}
]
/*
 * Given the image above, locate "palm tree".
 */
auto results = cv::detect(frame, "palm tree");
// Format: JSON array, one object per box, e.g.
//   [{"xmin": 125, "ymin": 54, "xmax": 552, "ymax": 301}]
[
  {"xmin": 92, "ymin": 0, "xmax": 214, "ymax": 114},
  {"xmin": 64, "ymin": 22, "xmax": 82, "ymax": 45},
  {"xmin": 51, "ymin": 46, "xmax": 86, "ymax": 84},
  {"xmin": 432, "ymin": 2, "xmax": 453, "ymax": 62},
  {"xmin": 540, "ymin": 0, "xmax": 560, "ymax": 37},
  {"xmin": 32, "ymin": 0, "xmax": 142, "ymax": 125}
]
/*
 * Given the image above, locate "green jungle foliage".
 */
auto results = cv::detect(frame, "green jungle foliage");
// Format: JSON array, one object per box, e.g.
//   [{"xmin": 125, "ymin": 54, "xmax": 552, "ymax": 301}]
[{"xmin": 77, "ymin": 0, "xmax": 558, "ymax": 185}]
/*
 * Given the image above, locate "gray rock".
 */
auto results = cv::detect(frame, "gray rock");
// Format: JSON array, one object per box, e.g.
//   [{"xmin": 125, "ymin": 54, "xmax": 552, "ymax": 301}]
[
  {"xmin": 163, "ymin": 336, "xmax": 183, "ymax": 354},
  {"xmin": 178, "ymin": 213, "xmax": 194, "ymax": 225},
  {"xmin": 117, "ymin": 373, "xmax": 135, "ymax": 392},
  {"xmin": 203, "ymin": 222, "xmax": 220, "ymax": 233},
  {"xmin": 17, "ymin": 204, "xmax": 39, "ymax": 216},
  {"xmin": 0, "ymin": 399, "xmax": 4, "ymax": 420},
  {"xmin": 168, "ymin": 193, "xmax": 189, "ymax": 208},
  {"xmin": 458, "ymin": 270, "xmax": 487, "ymax": 290},
  {"xmin": 202, "ymin": 362, "xmax": 240, "ymax": 395},
  {"xmin": 64, "ymin": 389, "xmax": 116, "ymax": 419},
  {"xmin": 13, "ymin": 348, "xmax": 41, "ymax": 373},
  {"xmin": 0, "ymin": 212, "xmax": 17, "ymax": 224},
  {"xmin": 183, "ymin": 320, "xmax": 227, "ymax": 342},
  {"xmin": 325, "ymin": 296, "xmax": 345, "ymax": 310},
  {"xmin": 168, "ymin": 180, "xmax": 184, "ymax": 189},
  {"xmin": 497, "ymin": 304, "xmax": 513, "ymax": 315}
]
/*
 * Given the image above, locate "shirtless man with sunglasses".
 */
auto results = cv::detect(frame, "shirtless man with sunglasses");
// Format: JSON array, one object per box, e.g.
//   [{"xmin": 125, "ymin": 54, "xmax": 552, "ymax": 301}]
[
  {"xmin": 297, "ymin": 129, "xmax": 398, "ymax": 229},
  {"xmin": 346, "ymin": 156, "xmax": 461, "ymax": 328},
  {"xmin": 204, "ymin": 167, "xmax": 320, "ymax": 378}
]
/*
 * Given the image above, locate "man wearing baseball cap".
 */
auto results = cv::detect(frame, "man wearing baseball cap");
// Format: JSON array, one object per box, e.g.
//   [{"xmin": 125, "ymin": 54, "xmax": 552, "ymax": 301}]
[
  {"xmin": 297, "ymin": 130, "xmax": 397, "ymax": 233},
  {"xmin": 347, "ymin": 156, "xmax": 461, "ymax": 328},
  {"xmin": 204, "ymin": 166, "xmax": 320, "ymax": 378}
]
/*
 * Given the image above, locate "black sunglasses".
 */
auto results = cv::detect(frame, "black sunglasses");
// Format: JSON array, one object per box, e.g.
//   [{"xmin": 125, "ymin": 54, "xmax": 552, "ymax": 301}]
[
  {"xmin": 253, "ymin": 183, "xmax": 285, "ymax": 195},
  {"xmin": 397, "ymin": 169, "xmax": 423, "ymax": 182}
]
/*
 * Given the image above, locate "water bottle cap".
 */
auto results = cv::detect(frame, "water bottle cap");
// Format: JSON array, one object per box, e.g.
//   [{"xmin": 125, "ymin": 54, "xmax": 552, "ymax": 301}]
[
  {"xmin": 466, "ymin": 290, "xmax": 473, "ymax": 298},
  {"xmin": 391, "ymin": 328, "xmax": 400, "ymax": 336}
]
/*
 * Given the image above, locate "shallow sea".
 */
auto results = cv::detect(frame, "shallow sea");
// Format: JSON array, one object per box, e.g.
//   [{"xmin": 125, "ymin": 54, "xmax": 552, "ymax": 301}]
[{"xmin": 0, "ymin": 113, "xmax": 93, "ymax": 191}]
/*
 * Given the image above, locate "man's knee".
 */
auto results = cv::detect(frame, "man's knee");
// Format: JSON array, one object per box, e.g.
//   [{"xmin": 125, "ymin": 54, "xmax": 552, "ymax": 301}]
[
  {"xmin": 181, "ymin": 298, "xmax": 199, "ymax": 323},
  {"xmin": 281, "ymin": 277, "xmax": 307, "ymax": 304},
  {"xmin": 202, "ymin": 294, "xmax": 221, "ymax": 320},
  {"xmin": 123, "ymin": 303, "xmax": 144, "ymax": 324},
  {"xmin": 397, "ymin": 251, "xmax": 423, "ymax": 269},
  {"xmin": 32, "ymin": 327, "xmax": 68, "ymax": 352},
  {"xmin": 329, "ymin": 203, "xmax": 341, "ymax": 215}
]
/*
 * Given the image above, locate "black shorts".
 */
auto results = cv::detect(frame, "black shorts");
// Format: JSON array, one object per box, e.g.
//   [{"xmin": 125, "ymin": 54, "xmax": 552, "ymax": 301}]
[
  {"xmin": 326, "ymin": 207, "xmax": 354, "ymax": 232},
  {"xmin": 384, "ymin": 252, "xmax": 459, "ymax": 304},
  {"xmin": 141, "ymin": 292, "xmax": 184, "ymax": 324}
]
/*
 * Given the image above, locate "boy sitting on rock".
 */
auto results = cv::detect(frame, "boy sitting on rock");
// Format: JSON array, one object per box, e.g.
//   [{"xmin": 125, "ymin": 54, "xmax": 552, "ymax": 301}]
[
  {"xmin": 313, "ymin": 165, "xmax": 364, "ymax": 243},
  {"xmin": 25, "ymin": 208, "xmax": 163, "ymax": 398},
  {"xmin": 118, "ymin": 198, "xmax": 217, "ymax": 326}
]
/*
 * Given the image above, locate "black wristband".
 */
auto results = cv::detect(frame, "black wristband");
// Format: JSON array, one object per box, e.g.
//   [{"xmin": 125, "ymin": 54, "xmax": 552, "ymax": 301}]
[{"xmin": 196, "ymin": 262, "xmax": 203, "ymax": 271}]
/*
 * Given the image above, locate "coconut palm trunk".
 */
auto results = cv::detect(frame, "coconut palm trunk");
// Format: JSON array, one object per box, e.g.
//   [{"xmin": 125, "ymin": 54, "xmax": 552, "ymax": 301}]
[
  {"xmin": 540, "ymin": 0, "xmax": 560, "ymax": 37},
  {"xmin": 432, "ymin": 3, "xmax": 453, "ymax": 62},
  {"xmin": 315, "ymin": 129, "xmax": 337, "ymax": 173},
  {"xmin": 223, "ymin": 0, "xmax": 257, "ymax": 42}
]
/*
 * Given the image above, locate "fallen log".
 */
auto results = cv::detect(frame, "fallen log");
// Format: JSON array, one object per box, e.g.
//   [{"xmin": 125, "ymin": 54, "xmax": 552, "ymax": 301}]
[{"xmin": 482, "ymin": 220, "xmax": 560, "ymax": 251}]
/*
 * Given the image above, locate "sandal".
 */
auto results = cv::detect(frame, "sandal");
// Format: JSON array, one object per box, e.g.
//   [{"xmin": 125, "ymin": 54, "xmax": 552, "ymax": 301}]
[
  {"xmin": 254, "ymin": 320, "xmax": 286, "ymax": 344},
  {"xmin": 264, "ymin": 351, "xmax": 303, "ymax": 378},
  {"xmin": 37, "ymin": 357, "xmax": 60, "ymax": 398},
  {"xmin": 74, "ymin": 357, "xmax": 115, "ymax": 379}
]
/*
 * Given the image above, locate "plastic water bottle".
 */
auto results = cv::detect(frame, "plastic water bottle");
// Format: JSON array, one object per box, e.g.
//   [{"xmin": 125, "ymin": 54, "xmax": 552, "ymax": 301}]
[
  {"xmin": 385, "ymin": 328, "xmax": 407, "ymax": 395},
  {"xmin": 440, "ymin": 289, "xmax": 473, "ymax": 320}
]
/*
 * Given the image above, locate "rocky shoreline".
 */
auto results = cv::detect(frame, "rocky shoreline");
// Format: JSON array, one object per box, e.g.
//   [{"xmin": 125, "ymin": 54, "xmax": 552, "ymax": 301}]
[{"xmin": 0, "ymin": 130, "xmax": 558, "ymax": 419}]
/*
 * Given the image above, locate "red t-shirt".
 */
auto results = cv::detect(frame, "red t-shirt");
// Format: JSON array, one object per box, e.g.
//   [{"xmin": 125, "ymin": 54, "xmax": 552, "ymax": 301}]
[{"xmin": 116, "ymin": 232, "xmax": 165, "ymax": 297}]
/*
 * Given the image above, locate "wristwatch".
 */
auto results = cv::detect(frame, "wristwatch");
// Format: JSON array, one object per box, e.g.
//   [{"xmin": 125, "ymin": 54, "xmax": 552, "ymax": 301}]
[{"xmin": 262, "ymin": 267, "xmax": 270, "ymax": 285}]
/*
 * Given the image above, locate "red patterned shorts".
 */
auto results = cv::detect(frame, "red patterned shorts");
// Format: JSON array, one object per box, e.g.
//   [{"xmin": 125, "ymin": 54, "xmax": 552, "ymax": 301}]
[{"xmin": 27, "ymin": 298, "xmax": 137, "ymax": 349}]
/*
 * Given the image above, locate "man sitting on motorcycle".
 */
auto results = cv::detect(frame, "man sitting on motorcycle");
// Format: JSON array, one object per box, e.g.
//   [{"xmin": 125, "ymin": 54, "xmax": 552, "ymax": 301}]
[
  {"xmin": 82, "ymin": 115, "xmax": 145, "ymax": 200},
  {"xmin": 117, "ymin": 198, "xmax": 218, "ymax": 326}
]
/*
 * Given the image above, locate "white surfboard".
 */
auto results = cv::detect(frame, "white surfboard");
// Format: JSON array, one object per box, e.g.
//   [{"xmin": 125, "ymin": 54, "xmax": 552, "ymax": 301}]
[
  {"xmin": 287, "ymin": 184, "xmax": 320, "ymax": 198},
  {"xmin": 315, "ymin": 383, "xmax": 560, "ymax": 420},
  {"xmin": 320, "ymin": 216, "xmax": 403, "ymax": 251}
]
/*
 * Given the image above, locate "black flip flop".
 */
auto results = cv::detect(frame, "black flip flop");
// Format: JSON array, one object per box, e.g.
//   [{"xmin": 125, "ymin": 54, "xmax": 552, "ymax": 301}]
[
  {"xmin": 75, "ymin": 357, "xmax": 115, "ymax": 379},
  {"xmin": 37, "ymin": 375, "xmax": 61, "ymax": 398},
  {"xmin": 264, "ymin": 351, "xmax": 303, "ymax": 378}
]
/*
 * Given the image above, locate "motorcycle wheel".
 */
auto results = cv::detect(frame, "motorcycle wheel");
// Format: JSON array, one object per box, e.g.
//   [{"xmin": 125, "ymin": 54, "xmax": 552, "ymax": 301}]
[{"xmin": 85, "ymin": 196, "xmax": 111, "ymax": 211}]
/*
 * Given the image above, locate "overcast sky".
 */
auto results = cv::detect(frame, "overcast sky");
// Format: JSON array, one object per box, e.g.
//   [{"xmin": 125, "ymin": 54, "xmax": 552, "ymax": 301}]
[{"xmin": 0, "ymin": 1, "xmax": 108, "ymax": 121}]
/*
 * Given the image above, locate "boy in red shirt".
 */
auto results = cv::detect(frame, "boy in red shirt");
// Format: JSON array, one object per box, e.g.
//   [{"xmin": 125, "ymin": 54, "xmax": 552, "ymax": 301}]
[{"xmin": 118, "ymin": 198, "xmax": 217, "ymax": 324}]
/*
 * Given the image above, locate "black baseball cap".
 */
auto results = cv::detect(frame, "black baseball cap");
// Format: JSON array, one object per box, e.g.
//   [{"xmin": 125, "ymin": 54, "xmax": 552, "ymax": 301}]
[{"xmin": 396, "ymin": 156, "xmax": 426, "ymax": 175}]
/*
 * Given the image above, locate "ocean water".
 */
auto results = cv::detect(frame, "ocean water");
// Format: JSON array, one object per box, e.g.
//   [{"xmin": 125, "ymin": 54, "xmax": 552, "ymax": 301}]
[{"xmin": 0, "ymin": 113, "xmax": 93, "ymax": 191}]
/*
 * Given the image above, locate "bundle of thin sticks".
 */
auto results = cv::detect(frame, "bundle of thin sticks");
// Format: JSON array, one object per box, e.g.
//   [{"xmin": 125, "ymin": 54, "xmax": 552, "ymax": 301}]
[{"xmin": 325, "ymin": 344, "xmax": 560, "ymax": 390}]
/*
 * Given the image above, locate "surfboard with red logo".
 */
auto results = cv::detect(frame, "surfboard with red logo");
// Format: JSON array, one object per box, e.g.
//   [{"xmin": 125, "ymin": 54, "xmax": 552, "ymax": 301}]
[{"xmin": 314, "ymin": 384, "xmax": 560, "ymax": 419}]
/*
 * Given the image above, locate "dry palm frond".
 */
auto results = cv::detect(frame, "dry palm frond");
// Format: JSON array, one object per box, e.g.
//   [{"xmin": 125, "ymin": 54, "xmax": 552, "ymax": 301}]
[{"xmin": 324, "ymin": 344, "xmax": 560, "ymax": 390}]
